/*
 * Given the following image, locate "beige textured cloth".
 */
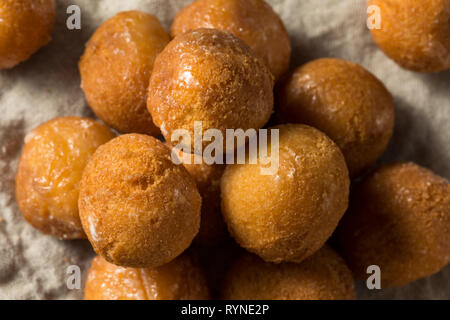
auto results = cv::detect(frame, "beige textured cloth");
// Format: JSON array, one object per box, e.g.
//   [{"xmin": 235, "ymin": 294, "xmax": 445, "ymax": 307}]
[{"xmin": 0, "ymin": 0, "xmax": 449, "ymax": 299}]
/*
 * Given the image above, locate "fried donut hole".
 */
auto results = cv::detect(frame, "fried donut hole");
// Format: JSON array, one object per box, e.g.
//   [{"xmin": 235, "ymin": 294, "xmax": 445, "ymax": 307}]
[
  {"xmin": 221, "ymin": 124, "xmax": 350, "ymax": 263},
  {"xmin": 79, "ymin": 134, "xmax": 201, "ymax": 268},
  {"xmin": 277, "ymin": 58, "xmax": 395, "ymax": 177},
  {"xmin": 147, "ymin": 28, "xmax": 274, "ymax": 153},
  {"xmin": 171, "ymin": 0, "xmax": 291, "ymax": 80},
  {"xmin": 368, "ymin": 0, "xmax": 450, "ymax": 72},
  {"xmin": 221, "ymin": 246, "xmax": 355, "ymax": 300},
  {"xmin": 0, "ymin": 0, "xmax": 55, "ymax": 69},
  {"xmin": 338, "ymin": 162, "xmax": 450, "ymax": 288},
  {"xmin": 84, "ymin": 252, "xmax": 210, "ymax": 300},
  {"xmin": 15, "ymin": 117, "xmax": 115, "ymax": 239},
  {"xmin": 79, "ymin": 11, "xmax": 170, "ymax": 135}
]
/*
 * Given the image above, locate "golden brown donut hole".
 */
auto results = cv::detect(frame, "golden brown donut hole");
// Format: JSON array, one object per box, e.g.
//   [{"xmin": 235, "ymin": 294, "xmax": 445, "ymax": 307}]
[
  {"xmin": 171, "ymin": 0, "xmax": 291, "ymax": 80},
  {"xmin": 221, "ymin": 124, "xmax": 350, "ymax": 264},
  {"xmin": 276, "ymin": 58, "xmax": 395, "ymax": 177},
  {"xmin": 15, "ymin": 117, "xmax": 115, "ymax": 239},
  {"xmin": 147, "ymin": 28, "xmax": 274, "ymax": 154},
  {"xmin": 338, "ymin": 162, "xmax": 450, "ymax": 288},
  {"xmin": 79, "ymin": 11, "xmax": 170, "ymax": 135},
  {"xmin": 79, "ymin": 134, "xmax": 201, "ymax": 268},
  {"xmin": 84, "ymin": 252, "xmax": 210, "ymax": 300},
  {"xmin": 369, "ymin": 0, "xmax": 450, "ymax": 72},
  {"xmin": 221, "ymin": 246, "xmax": 355, "ymax": 300},
  {"xmin": 0, "ymin": 0, "xmax": 55, "ymax": 69}
]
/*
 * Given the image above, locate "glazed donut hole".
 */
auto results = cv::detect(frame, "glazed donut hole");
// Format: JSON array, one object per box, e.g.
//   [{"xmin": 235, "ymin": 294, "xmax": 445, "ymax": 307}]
[
  {"xmin": 79, "ymin": 10, "xmax": 170, "ymax": 135},
  {"xmin": 147, "ymin": 28, "xmax": 274, "ymax": 154},
  {"xmin": 276, "ymin": 58, "xmax": 395, "ymax": 177},
  {"xmin": 0, "ymin": 0, "xmax": 55, "ymax": 69},
  {"xmin": 368, "ymin": 0, "xmax": 450, "ymax": 72},
  {"xmin": 15, "ymin": 117, "xmax": 115, "ymax": 239},
  {"xmin": 221, "ymin": 124, "xmax": 350, "ymax": 264},
  {"xmin": 221, "ymin": 246, "xmax": 355, "ymax": 300},
  {"xmin": 171, "ymin": 0, "xmax": 292, "ymax": 80},
  {"xmin": 78, "ymin": 134, "xmax": 201, "ymax": 268},
  {"xmin": 337, "ymin": 162, "xmax": 450, "ymax": 288},
  {"xmin": 84, "ymin": 251, "xmax": 210, "ymax": 300}
]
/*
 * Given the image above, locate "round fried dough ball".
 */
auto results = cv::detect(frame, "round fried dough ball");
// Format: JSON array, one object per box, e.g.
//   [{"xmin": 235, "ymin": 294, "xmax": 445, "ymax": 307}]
[
  {"xmin": 79, "ymin": 11, "xmax": 170, "ymax": 135},
  {"xmin": 277, "ymin": 58, "xmax": 395, "ymax": 177},
  {"xmin": 84, "ymin": 252, "xmax": 210, "ymax": 300},
  {"xmin": 221, "ymin": 246, "xmax": 355, "ymax": 300},
  {"xmin": 147, "ymin": 28, "xmax": 274, "ymax": 153},
  {"xmin": 15, "ymin": 117, "xmax": 115, "ymax": 239},
  {"xmin": 171, "ymin": 148, "xmax": 228, "ymax": 246},
  {"xmin": 79, "ymin": 134, "xmax": 201, "ymax": 268},
  {"xmin": 0, "ymin": 0, "xmax": 55, "ymax": 69},
  {"xmin": 221, "ymin": 124, "xmax": 350, "ymax": 263},
  {"xmin": 368, "ymin": 0, "xmax": 450, "ymax": 72},
  {"xmin": 171, "ymin": 0, "xmax": 291, "ymax": 80},
  {"xmin": 338, "ymin": 162, "xmax": 450, "ymax": 288}
]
